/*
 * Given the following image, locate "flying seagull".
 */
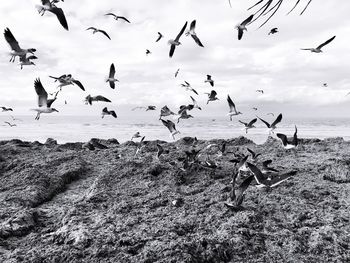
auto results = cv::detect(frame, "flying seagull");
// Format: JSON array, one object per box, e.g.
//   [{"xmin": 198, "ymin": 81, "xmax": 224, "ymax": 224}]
[
  {"xmin": 161, "ymin": 119, "xmax": 180, "ymax": 140},
  {"xmin": 230, "ymin": 155, "xmax": 249, "ymax": 173},
  {"xmin": 224, "ymin": 174, "xmax": 254, "ymax": 210},
  {"xmin": 156, "ymin": 32, "xmax": 163, "ymax": 42},
  {"xmin": 174, "ymin": 68, "xmax": 180, "ymax": 78},
  {"xmin": 131, "ymin": 132, "xmax": 142, "ymax": 141},
  {"xmin": 190, "ymin": 96, "xmax": 202, "ymax": 110},
  {"xmin": 277, "ymin": 125, "xmax": 298, "ymax": 149},
  {"xmin": 4, "ymin": 121, "xmax": 17, "ymax": 127},
  {"xmin": 205, "ymin": 75, "xmax": 214, "ymax": 87},
  {"xmin": 1, "ymin": 107, "xmax": 13, "ymax": 112},
  {"xmin": 3, "ymin": 28, "xmax": 36, "ymax": 63},
  {"xmin": 104, "ymin": 13, "xmax": 131, "ymax": 23},
  {"xmin": 247, "ymin": 162, "xmax": 297, "ymax": 188},
  {"xmin": 227, "ymin": 95, "xmax": 242, "ymax": 120},
  {"xmin": 85, "ymin": 95, "xmax": 111, "ymax": 105},
  {"xmin": 168, "ymin": 21, "xmax": 188, "ymax": 58},
  {"xmin": 159, "ymin": 105, "xmax": 176, "ymax": 119},
  {"xmin": 301, "ymin": 36, "xmax": 336, "ymax": 53},
  {"xmin": 32, "ymin": 78, "xmax": 59, "ymax": 120},
  {"xmin": 177, "ymin": 110, "xmax": 193, "ymax": 123},
  {"xmin": 102, "ymin": 107, "xmax": 117, "ymax": 118},
  {"xmin": 132, "ymin": 105, "xmax": 156, "ymax": 111},
  {"xmin": 268, "ymin": 28, "xmax": 278, "ymax": 35},
  {"xmin": 257, "ymin": 113, "xmax": 282, "ymax": 133},
  {"xmin": 106, "ymin": 63, "xmax": 119, "ymax": 89},
  {"xmin": 146, "ymin": 49, "xmax": 152, "ymax": 55},
  {"xmin": 256, "ymin": 89, "xmax": 264, "ymax": 94},
  {"xmin": 86, "ymin": 27, "xmax": 111, "ymax": 40},
  {"xmin": 19, "ymin": 54, "xmax": 37, "ymax": 69},
  {"xmin": 323, "ymin": 83, "xmax": 328, "ymax": 87},
  {"xmin": 205, "ymin": 90, "xmax": 219, "ymax": 104},
  {"xmin": 252, "ymin": 107, "xmax": 258, "ymax": 111},
  {"xmin": 36, "ymin": 0, "xmax": 69, "ymax": 30},
  {"xmin": 49, "ymin": 74, "xmax": 85, "ymax": 91},
  {"xmin": 185, "ymin": 20, "xmax": 204, "ymax": 47},
  {"xmin": 239, "ymin": 118, "xmax": 257, "ymax": 133},
  {"xmin": 181, "ymin": 81, "xmax": 198, "ymax": 95},
  {"xmin": 235, "ymin": 14, "xmax": 254, "ymax": 40}
]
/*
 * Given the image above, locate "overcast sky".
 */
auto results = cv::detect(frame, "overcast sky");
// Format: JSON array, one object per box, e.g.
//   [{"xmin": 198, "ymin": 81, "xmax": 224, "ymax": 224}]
[{"xmin": 1, "ymin": 0, "xmax": 350, "ymax": 118}]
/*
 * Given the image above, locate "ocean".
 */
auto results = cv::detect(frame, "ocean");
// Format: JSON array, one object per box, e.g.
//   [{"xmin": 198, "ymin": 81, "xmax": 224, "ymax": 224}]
[{"xmin": 1, "ymin": 115, "xmax": 350, "ymax": 144}]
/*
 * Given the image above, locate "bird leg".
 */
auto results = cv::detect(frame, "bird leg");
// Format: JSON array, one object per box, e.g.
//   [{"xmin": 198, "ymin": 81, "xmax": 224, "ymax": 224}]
[{"xmin": 35, "ymin": 113, "xmax": 40, "ymax": 120}]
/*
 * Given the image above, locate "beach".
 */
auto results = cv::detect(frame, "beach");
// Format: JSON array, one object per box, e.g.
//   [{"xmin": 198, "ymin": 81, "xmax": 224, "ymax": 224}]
[{"xmin": 0, "ymin": 136, "xmax": 349, "ymax": 262}]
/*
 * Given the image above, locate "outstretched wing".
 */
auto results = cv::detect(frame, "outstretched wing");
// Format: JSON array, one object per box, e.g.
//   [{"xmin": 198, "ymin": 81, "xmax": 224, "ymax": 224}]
[
  {"xmin": 258, "ymin": 116, "xmax": 270, "ymax": 128},
  {"xmin": 118, "ymin": 16, "xmax": 131, "ymax": 23},
  {"xmin": 175, "ymin": 21, "xmax": 188, "ymax": 41},
  {"xmin": 227, "ymin": 95, "xmax": 236, "ymax": 112},
  {"xmin": 50, "ymin": 7, "xmax": 69, "ymax": 30},
  {"xmin": 271, "ymin": 113, "xmax": 282, "ymax": 127},
  {"xmin": 316, "ymin": 35, "xmax": 336, "ymax": 50},
  {"xmin": 109, "ymin": 63, "xmax": 115, "ymax": 78},
  {"xmin": 94, "ymin": 95, "xmax": 111, "ymax": 103},
  {"xmin": 241, "ymin": 14, "xmax": 254, "ymax": 26},
  {"xmin": 246, "ymin": 162, "xmax": 265, "ymax": 185},
  {"xmin": 99, "ymin": 30, "xmax": 111, "ymax": 40},
  {"xmin": 4, "ymin": 28, "xmax": 21, "ymax": 52},
  {"xmin": 34, "ymin": 78, "xmax": 48, "ymax": 107},
  {"xmin": 191, "ymin": 34, "xmax": 204, "ymax": 47},
  {"xmin": 72, "ymin": 80, "xmax": 85, "ymax": 91},
  {"xmin": 276, "ymin": 133, "xmax": 288, "ymax": 146},
  {"xmin": 169, "ymin": 44, "xmax": 176, "ymax": 58},
  {"xmin": 104, "ymin": 13, "xmax": 117, "ymax": 18},
  {"xmin": 248, "ymin": 118, "xmax": 257, "ymax": 126}
]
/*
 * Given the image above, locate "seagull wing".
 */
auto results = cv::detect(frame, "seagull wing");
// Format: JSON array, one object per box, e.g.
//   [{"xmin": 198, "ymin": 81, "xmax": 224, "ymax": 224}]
[
  {"xmin": 241, "ymin": 14, "xmax": 254, "ymax": 26},
  {"xmin": 72, "ymin": 80, "xmax": 85, "ymax": 91},
  {"xmin": 248, "ymin": 118, "xmax": 257, "ymax": 126},
  {"xmin": 239, "ymin": 120, "xmax": 247, "ymax": 126},
  {"xmin": 191, "ymin": 88, "xmax": 198, "ymax": 95},
  {"xmin": 169, "ymin": 44, "xmax": 176, "ymax": 58},
  {"xmin": 34, "ymin": 78, "xmax": 48, "ymax": 107},
  {"xmin": 4, "ymin": 28, "xmax": 21, "ymax": 52},
  {"xmin": 292, "ymin": 125, "xmax": 298, "ymax": 145},
  {"xmin": 175, "ymin": 21, "xmax": 188, "ymax": 41},
  {"xmin": 276, "ymin": 133, "xmax": 288, "ymax": 146},
  {"xmin": 271, "ymin": 113, "xmax": 282, "ymax": 127},
  {"xmin": 262, "ymin": 160, "xmax": 273, "ymax": 167},
  {"xmin": 316, "ymin": 35, "xmax": 336, "ymax": 50},
  {"xmin": 50, "ymin": 7, "xmax": 69, "ymax": 30},
  {"xmin": 94, "ymin": 95, "xmax": 111, "ymax": 103},
  {"xmin": 109, "ymin": 63, "xmax": 115, "ymax": 78},
  {"xmin": 270, "ymin": 171, "xmax": 297, "ymax": 188},
  {"xmin": 227, "ymin": 95, "xmax": 236, "ymax": 112},
  {"xmin": 118, "ymin": 16, "xmax": 131, "ymax": 23},
  {"xmin": 247, "ymin": 148, "xmax": 255, "ymax": 157},
  {"xmin": 109, "ymin": 110, "xmax": 117, "ymax": 118},
  {"xmin": 210, "ymin": 90, "xmax": 217, "ymax": 98},
  {"xmin": 98, "ymin": 30, "xmax": 111, "ymax": 40},
  {"xmin": 258, "ymin": 116, "xmax": 271, "ymax": 128},
  {"xmin": 104, "ymin": 13, "xmax": 117, "ymax": 18},
  {"xmin": 86, "ymin": 27, "xmax": 96, "ymax": 31},
  {"xmin": 191, "ymin": 34, "xmax": 204, "ymax": 47},
  {"xmin": 247, "ymin": 162, "xmax": 265, "ymax": 185},
  {"xmin": 156, "ymin": 32, "xmax": 163, "ymax": 42},
  {"xmin": 190, "ymin": 20, "xmax": 196, "ymax": 31},
  {"xmin": 234, "ymin": 175, "xmax": 254, "ymax": 206}
]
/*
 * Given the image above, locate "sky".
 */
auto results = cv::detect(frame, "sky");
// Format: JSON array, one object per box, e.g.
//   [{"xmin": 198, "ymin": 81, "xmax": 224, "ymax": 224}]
[{"xmin": 1, "ymin": 0, "xmax": 350, "ymax": 118}]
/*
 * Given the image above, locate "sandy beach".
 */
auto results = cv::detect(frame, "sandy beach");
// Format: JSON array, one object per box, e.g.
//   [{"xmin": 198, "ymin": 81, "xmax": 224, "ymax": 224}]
[{"xmin": 0, "ymin": 136, "xmax": 349, "ymax": 262}]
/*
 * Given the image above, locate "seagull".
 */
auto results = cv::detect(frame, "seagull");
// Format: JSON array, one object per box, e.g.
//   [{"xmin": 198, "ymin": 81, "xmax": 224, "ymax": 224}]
[
  {"xmin": 301, "ymin": 36, "xmax": 336, "ymax": 53},
  {"xmin": 205, "ymin": 90, "xmax": 219, "ymax": 104},
  {"xmin": 4, "ymin": 121, "xmax": 16, "ymax": 127},
  {"xmin": 49, "ymin": 74, "xmax": 85, "ymax": 91},
  {"xmin": 1, "ymin": 107, "xmax": 13, "ymax": 112},
  {"xmin": 276, "ymin": 125, "xmax": 298, "ymax": 149},
  {"xmin": 161, "ymin": 119, "xmax": 180, "ymax": 140},
  {"xmin": 239, "ymin": 118, "xmax": 257, "ymax": 134},
  {"xmin": 247, "ymin": 148, "xmax": 261, "ymax": 162},
  {"xmin": 32, "ymin": 78, "xmax": 59, "ymax": 120},
  {"xmin": 106, "ymin": 63, "xmax": 119, "ymax": 89},
  {"xmin": 252, "ymin": 107, "xmax": 258, "ymax": 111},
  {"xmin": 177, "ymin": 110, "xmax": 193, "ymax": 123},
  {"xmin": 159, "ymin": 105, "xmax": 176, "ymax": 119},
  {"xmin": 205, "ymin": 75, "xmax": 214, "ymax": 87},
  {"xmin": 132, "ymin": 105, "xmax": 156, "ymax": 111},
  {"xmin": 224, "ymin": 174, "xmax": 254, "ymax": 210},
  {"xmin": 256, "ymin": 89, "xmax": 264, "ymax": 94},
  {"xmin": 190, "ymin": 96, "xmax": 202, "ymax": 110},
  {"xmin": 247, "ymin": 162, "xmax": 297, "ymax": 188},
  {"xmin": 3, "ymin": 28, "xmax": 36, "ymax": 62},
  {"xmin": 86, "ymin": 27, "xmax": 111, "ymax": 40},
  {"xmin": 131, "ymin": 132, "xmax": 142, "ymax": 141},
  {"xmin": 235, "ymin": 14, "xmax": 254, "ymax": 40},
  {"xmin": 185, "ymin": 20, "xmax": 204, "ymax": 47},
  {"xmin": 156, "ymin": 32, "xmax": 163, "ymax": 42},
  {"xmin": 323, "ymin": 83, "xmax": 328, "ymax": 87},
  {"xmin": 102, "ymin": 107, "xmax": 117, "ymax": 118},
  {"xmin": 261, "ymin": 160, "xmax": 279, "ymax": 174},
  {"xmin": 268, "ymin": 28, "xmax": 278, "ymax": 35},
  {"xmin": 230, "ymin": 155, "xmax": 249, "ymax": 173},
  {"xmin": 181, "ymin": 81, "xmax": 198, "ymax": 95},
  {"xmin": 19, "ymin": 54, "xmax": 37, "ymax": 69},
  {"xmin": 174, "ymin": 68, "xmax": 180, "ymax": 78},
  {"xmin": 227, "ymin": 95, "xmax": 242, "ymax": 120},
  {"xmin": 104, "ymin": 13, "xmax": 131, "ymax": 23},
  {"xmin": 257, "ymin": 113, "xmax": 282, "ymax": 133},
  {"xmin": 168, "ymin": 21, "xmax": 188, "ymax": 58},
  {"xmin": 36, "ymin": 0, "xmax": 69, "ymax": 30},
  {"xmin": 146, "ymin": 49, "xmax": 152, "ymax": 55},
  {"xmin": 10, "ymin": 115, "xmax": 22, "ymax": 122},
  {"xmin": 85, "ymin": 95, "xmax": 111, "ymax": 105},
  {"xmin": 135, "ymin": 136, "xmax": 145, "ymax": 156}
]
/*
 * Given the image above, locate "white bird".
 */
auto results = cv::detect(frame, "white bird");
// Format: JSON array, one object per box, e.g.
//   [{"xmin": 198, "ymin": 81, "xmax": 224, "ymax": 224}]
[
  {"xmin": 86, "ymin": 27, "xmax": 111, "ymax": 40},
  {"xmin": 32, "ymin": 78, "xmax": 59, "ymax": 120},
  {"xmin": 3, "ymin": 28, "xmax": 36, "ymax": 63},
  {"xmin": 205, "ymin": 75, "xmax": 214, "ymax": 87},
  {"xmin": 301, "ymin": 36, "xmax": 336, "ymax": 53},
  {"xmin": 36, "ymin": 0, "xmax": 69, "ymax": 30},
  {"xmin": 85, "ymin": 95, "xmax": 111, "ymax": 105},
  {"xmin": 102, "ymin": 107, "xmax": 117, "ymax": 118},
  {"xmin": 185, "ymin": 20, "xmax": 204, "ymax": 47},
  {"xmin": 159, "ymin": 106, "xmax": 176, "ymax": 119},
  {"xmin": 235, "ymin": 14, "xmax": 254, "ymax": 40},
  {"xmin": 104, "ymin": 13, "xmax": 131, "ymax": 23},
  {"xmin": 49, "ymin": 74, "xmax": 85, "ymax": 91},
  {"xmin": 106, "ymin": 63, "xmax": 118, "ymax": 89},
  {"xmin": 205, "ymin": 90, "xmax": 219, "ymax": 104},
  {"xmin": 257, "ymin": 113, "xmax": 282, "ymax": 133},
  {"xmin": 239, "ymin": 118, "xmax": 257, "ymax": 134},
  {"xmin": 19, "ymin": 54, "xmax": 37, "ymax": 69},
  {"xmin": 181, "ymin": 81, "xmax": 198, "ymax": 95},
  {"xmin": 168, "ymin": 21, "xmax": 188, "ymax": 58},
  {"xmin": 4, "ymin": 121, "xmax": 16, "ymax": 127},
  {"xmin": 190, "ymin": 96, "xmax": 202, "ymax": 110},
  {"xmin": 227, "ymin": 95, "xmax": 242, "ymax": 120},
  {"xmin": 277, "ymin": 126, "xmax": 298, "ymax": 149},
  {"xmin": 161, "ymin": 119, "xmax": 180, "ymax": 140}
]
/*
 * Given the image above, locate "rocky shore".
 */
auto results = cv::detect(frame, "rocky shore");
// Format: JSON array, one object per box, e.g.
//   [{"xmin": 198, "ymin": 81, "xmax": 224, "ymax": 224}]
[{"xmin": 0, "ymin": 136, "xmax": 349, "ymax": 262}]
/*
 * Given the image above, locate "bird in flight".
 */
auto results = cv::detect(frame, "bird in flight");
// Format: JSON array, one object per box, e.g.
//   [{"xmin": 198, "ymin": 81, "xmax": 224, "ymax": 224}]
[
  {"xmin": 181, "ymin": 81, "xmax": 198, "ymax": 95},
  {"xmin": 257, "ymin": 113, "xmax": 282, "ymax": 133},
  {"xmin": 168, "ymin": 21, "xmax": 188, "ymax": 58},
  {"xmin": 32, "ymin": 78, "xmax": 59, "ymax": 120},
  {"xmin": 1, "ymin": 107, "xmax": 13, "ymax": 112},
  {"xmin": 227, "ymin": 95, "xmax": 242, "ymax": 120},
  {"xmin": 185, "ymin": 20, "xmax": 204, "ymax": 47},
  {"xmin": 146, "ymin": 49, "xmax": 152, "ymax": 55},
  {"xmin": 205, "ymin": 75, "xmax": 214, "ymax": 87},
  {"xmin": 85, "ymin": 95, "xmax": 111, "ymax": 105},
  {"xmin": 19, "ymin": 54, "xmax": 37, "ymax": 69},
  {"xmin": 106, "ymin": 63, "xmax": 119, "ymax": 89},
  {"xmin": 4, "ymin": 121, "xmax": 17, "ymax": 127},
  {"xmin": 268, "ymin": 28, "xmax": 278, "ymax": 35},
  {"xmin": 36, "ymin": 0, "xmax": 69, "ymax": 30},
  {"xmin": 102, "ymin": 107, "xmax": 117, "ymax": 118},
  {"xmin": 190, "ymin": 96, "xmax": 202, "ymax": 110},
  {"xmin": 301, "ymin": 36, "xmax": 336, "ymax": 53},
  {"xmin": 3, "ymin": 28, "xmax": 37, "ymax": 63},
  {"xmin": 256, "ymin": 89, "xmax": 264, "ymax": 94},
  {"xmin": 159, "ymin": 106, "xmax": 176, "ymax": 119},
  {"xmin": 132, "ymin": 106, "xmax": 156, "ymax": 111},
  {"xmin": 86, "ymin": 27, "xmax": 111, "ymax": 40},
  {"xmin": 49, "ymin": 74, "xmax": 85, "ymax": 91},
  {"xmin": 235, "ymin": 14, "xmax": 254, "ymax": 40},
  {"xmin": 239, "ymin": 118, "xmax": 257, "ymax": 134},
  {"xmin": 205, "ymin": 90, "xmax": 219, "ymax": 104},
  {"xmin": 174, "ymin": 68, "xmax": 180, "ymax": 78},
  {"xmin": 156, "ymin": 32, "xmax": 163, "ymax": 42},
  {"xmin": 161, "ymin": 119, "xmax": 180, "ymax": 140},
  {"xmin": 277, "ymin": 126, "xmax": 298, "ymax": 149},
  {"xmin": 104, "ymin": 13, "xmax": 131, "ymax": 23}
]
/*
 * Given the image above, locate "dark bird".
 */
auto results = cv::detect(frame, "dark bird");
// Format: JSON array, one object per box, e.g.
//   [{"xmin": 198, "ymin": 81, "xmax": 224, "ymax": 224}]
[
  {"xmin": 257, "ymin": 113, "xmax": 282, "ymax": 133},
  {"xmin": 104, "ymin": 13, "xmax": 131, "ymax": 23},
  {"xmin": 301, "ymin": 36, "xmax": 336, "ymax": 53},
  {"xmin": 161, "ymin": 119, "xmax": 180, "ymax": 140},
  {"xmin": 85, "ymin": 95, "xmax": 111, "ymax": 105},
  {"xmin": 159, "ymin": 105, "xmax": 175, "ymax": 119},
  {"xmin": 277, "ymin": 125, "xmax": 298, "ymax": 149},
  {"xmin": 168, "ymin": 21, "xmax": 188, "ymax": 58},
  {"xmin": 252, "ymin": 107, "xmax": 258, "ymax": 111},
  {"xmin": 205, "ymin": 75, "xmax": 214, "ymax": 87},
  {"xmin": 185, "ymin": 20, "xmax": 204, "ymax": 47},
  {"xmin": 174, "ymin": 68, "xmax": 180, "ymax": 78},
  {"xmin": 132, "ymin": 105, "xmax": 156, "ymax": 111},
  {"xmin": 205, "ymin": 90, "xmax": 219, "ymax": 104},
  {"xmin": 49, "ymin": 74, "xmax": 85, "ymax": 91},
  {"xmin": 36, "ymin": 0, "xmax": 69, "ymax": 30},
  {"xmin": 268, "ymin": 27, "xmax": 278, "ymax": 35},
  {"xmin": 236, "ymin": 14, "xmax": 254, "ymax": 40},
  {"xmin": 146, "ymin": 49, "xmax": 152, "ymax": 55},
  {"xmin": 239, "ymin": 118, "xmax": 257, "ymax": 133},
  {"xmin": 227, "ymin": 95, "xmax": 242, "ymax": 120},
  {"xmin": 256, "ymin": 89, "xmax": 264, "ymax": 94},
  {"xmin": 177, "ymin": 110, "xmax": 193, "ymax": 123},
  {"xmin": 247, "ymin": 162, "xmax": 296, "ymax": 188},
  {"xmin": 3, "ymin": 28, "xmax": 36, "ymax": 62},
  {"xmin": 1, "ymin": 107, "xmax": 13, "ymax": 112},
  {"xmin": 106, "ymin": 63, "xmax": 119, "ymax": 89},
  {"xmin": 323, "ymin": 83, "xmax": 328, "ymax": 87},
  {"xmin": 102, "ymin": 107, "xmax": 117, "ymax": 118},
  {"xmin": 4, "ymin": 121, "xmax": 16, "ymax": 127},
  {"xmin": 86, "ymin": 27, "xmax": 111, "ymax": 40},
  {"xmin": 156, "ymin": 32, "xmax": 163, "ymax": 42},
  {"xmin": 32, "ymin": 78, "xmax": 59, "ymax": 120},
  {"xmin": 19, "ymin": 54, "xmax": 37, "ymax": 69}
]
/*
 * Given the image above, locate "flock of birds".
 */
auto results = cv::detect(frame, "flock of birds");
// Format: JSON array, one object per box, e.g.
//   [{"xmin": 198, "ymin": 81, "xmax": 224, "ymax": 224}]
[{"xmin": 0, "ymin": 0, "xmax": 338, "ymax": 208}]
